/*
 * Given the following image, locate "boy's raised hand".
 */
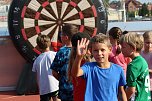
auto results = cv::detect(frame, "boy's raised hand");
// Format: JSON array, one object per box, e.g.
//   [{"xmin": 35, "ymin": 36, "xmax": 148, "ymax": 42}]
[{"xmin": 77, "ymin": 38, "xmax": 90, "ymax": 57}]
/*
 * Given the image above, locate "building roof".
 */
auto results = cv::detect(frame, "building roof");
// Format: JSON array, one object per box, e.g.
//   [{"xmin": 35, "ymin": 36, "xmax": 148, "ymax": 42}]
[
  {"xmin": 125, "ymin": 0, "xmax": 142, "ymax": 8},
  {"xmin": 0, "ymin": 0, "xmax": 12, "ymax": 5},
  {"xmin": 109, "ymin": 1, "xmax": 121, "ymax": 9}
]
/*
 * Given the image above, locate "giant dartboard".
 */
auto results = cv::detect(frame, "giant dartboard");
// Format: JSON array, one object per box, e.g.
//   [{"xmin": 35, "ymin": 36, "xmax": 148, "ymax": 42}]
[{"xmin": 8, "ymin": 0, "xmax": 108, "ymax": 63}]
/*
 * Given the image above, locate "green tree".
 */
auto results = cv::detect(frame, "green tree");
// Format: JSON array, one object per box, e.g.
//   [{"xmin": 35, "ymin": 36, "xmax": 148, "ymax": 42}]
[
  {"xmin": 105, "ymin": 0, "xmax": 110, "ymax": 4},
  {"xmin": 103, "ymin": 0, "xmax": 110, "ymax": 7},
  {"xmin": 139, "ymin": 3, "xmax": 149, "ymax": 17},
  {"xmin": 128, "ymin": 11, "xmax": 135, "ymax": 17}
]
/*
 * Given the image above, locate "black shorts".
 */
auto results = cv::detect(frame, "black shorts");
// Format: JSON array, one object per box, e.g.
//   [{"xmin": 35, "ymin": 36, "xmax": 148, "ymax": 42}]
[{"xmin": 40, "ymin": 90, "xmax": 58, "ymax": 101}]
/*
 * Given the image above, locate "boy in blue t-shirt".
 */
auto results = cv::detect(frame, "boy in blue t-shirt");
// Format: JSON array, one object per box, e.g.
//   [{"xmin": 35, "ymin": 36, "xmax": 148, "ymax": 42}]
[
  {"xmin": 51, "ymin": 24, "xmax": 78, "ymax": 101},
  {"xmin": 71, "ymin": 33, "xmax": 127, "ymax": 101}
]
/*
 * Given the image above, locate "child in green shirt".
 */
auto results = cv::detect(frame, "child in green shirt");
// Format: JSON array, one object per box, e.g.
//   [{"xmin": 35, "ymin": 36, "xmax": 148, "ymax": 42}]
[{"xmin": 120, "ymin": 32, "xmax": 151, "ymax": 101}]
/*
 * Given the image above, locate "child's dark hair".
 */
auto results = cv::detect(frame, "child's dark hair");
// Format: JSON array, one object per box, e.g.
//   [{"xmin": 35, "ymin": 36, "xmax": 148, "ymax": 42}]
[
  {"xmin": 122, "ymin": 30, "xmax": 128, "ymax": 35},
  {"xmin": 62, "ymin": 24, "xmax": 78, "ymax": 39},
  {"xmin": 68, "ymin": 32, "xmax": 91, "ymax": 81},
  {"xmin": 109, "ymin": 27, "xmax": 122, "ymax": 55},
  {"xmin": 36, "ymin": 35, "xmax": 51, "ymax": 50}
]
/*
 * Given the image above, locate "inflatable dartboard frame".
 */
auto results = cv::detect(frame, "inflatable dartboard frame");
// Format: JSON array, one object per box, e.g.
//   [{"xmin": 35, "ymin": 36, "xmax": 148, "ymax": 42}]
[{"xmin": 8, "ymin": 0, "xmax": 108, "ymax": 63}]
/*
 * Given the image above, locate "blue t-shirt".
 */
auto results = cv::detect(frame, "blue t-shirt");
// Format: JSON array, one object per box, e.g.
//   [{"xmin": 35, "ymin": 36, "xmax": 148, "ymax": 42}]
[
  {"xmin": 81, "ymin": 62, "xmax": 126, "ymax": 101},
  {"xmin": 51, "ymin": 46, "xmax": 73, "ymax": 100}
]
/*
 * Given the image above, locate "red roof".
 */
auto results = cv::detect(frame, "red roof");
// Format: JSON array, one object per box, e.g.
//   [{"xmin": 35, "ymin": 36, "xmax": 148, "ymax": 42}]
[{"xmin": 125, "ymin": 0, "xmax": 142, "ymax": 8}]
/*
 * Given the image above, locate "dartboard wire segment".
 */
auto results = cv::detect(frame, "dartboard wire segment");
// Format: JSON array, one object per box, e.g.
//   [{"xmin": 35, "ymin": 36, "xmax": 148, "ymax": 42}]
[{"xmin": 8, "ymin": 0, "xmax": 108, "ymax": 63}]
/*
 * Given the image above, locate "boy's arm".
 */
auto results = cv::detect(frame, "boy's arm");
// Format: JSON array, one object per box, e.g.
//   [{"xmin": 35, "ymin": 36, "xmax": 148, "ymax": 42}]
[
  {"xmin": 52, "ymin": 70, "xmax": 59, "ymax": 80},
  {"xmin": 71, "ymin": 38, "xmax": 90, "ymax": 77},
  {"xmin": 71, "ymin": 55, "xmax": 84, "ymax": 77},
  {"xmin": 149, "ymin": 68, "xmax": 152, "ymax": 73},
  {"xmin": 125, "ymin": 86, "xmax": 136, "ymax": 100},
  {"xmin": 50, "ymin": 51, "xmax": 61, "ymax": 80},
  {"xmin": 118, "ymin": 86, "xmax": 127, "ymax": 101}
]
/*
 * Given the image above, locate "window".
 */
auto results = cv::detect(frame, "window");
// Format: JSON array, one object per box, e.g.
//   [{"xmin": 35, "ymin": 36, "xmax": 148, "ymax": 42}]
[{"xmin": 0, "ymin": 1, "xmax": 11, "ymax": 36}]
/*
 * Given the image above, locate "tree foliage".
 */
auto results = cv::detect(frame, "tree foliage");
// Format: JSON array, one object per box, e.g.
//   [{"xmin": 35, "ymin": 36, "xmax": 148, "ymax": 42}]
[
  {"xmin": 139, "ymin": 3, "xmax": 149, "ymax": 17},
  {"xmin": 105, "ymin": 0, "xmax": 110, "ymax": 4},
  {"xmin": 103, "ymin": 0, "xmax": 110, "ymax": 7}
]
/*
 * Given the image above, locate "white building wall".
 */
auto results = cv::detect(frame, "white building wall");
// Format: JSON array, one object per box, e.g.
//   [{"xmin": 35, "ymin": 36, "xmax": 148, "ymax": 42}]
[{"xmin": 108, "ymin": 8, "xmax": 123, "ymax": 21}]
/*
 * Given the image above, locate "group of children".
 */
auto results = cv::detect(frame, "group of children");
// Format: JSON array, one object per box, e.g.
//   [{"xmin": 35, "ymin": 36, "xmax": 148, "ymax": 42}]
[{"xmin": 32, "ymin": 23, "xmax": 152, "ymax": 101}]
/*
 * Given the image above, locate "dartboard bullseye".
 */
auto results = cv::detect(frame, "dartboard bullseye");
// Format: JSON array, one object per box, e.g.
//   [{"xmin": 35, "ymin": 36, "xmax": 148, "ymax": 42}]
[{"xmin": 8, "ymin": 0, "xmax": 108, "ymax": 63}]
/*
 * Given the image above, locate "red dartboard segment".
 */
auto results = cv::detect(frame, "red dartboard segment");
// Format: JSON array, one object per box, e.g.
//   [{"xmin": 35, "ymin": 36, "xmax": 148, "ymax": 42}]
[
  {"xmin": 69, "ymin": 1, "xmax": 77, "ymax": 7},
  {"xmin": 21, "ymin": 29, "xmax": 28, "ymax": 40},
  {"xmin": 8, "ymin": 0, "xmax": 108, "ymax": 63},
  {"xmin": 92, "ymin": 28, "xmax": 97, "ymax": 37},
  {"xmin": 79, "ymin": 25, "xmax": 84, "ymax": 32},
  {"xmin": 21, "ymin": 6, "xmax": 27, "ymax": 18},
  {"xmin": 35, "ymin": 12, "xmax": 40, "ymax": 20},
  {"xmin": 91, "ymin": 6, "xmax": 97, "ymax": 17},
  {"xmin": 79, "ymin": 12, "xmax": 84, "ymax": 20},
  {"xmin": 33, "ymin": 48, "xmax": 41, "ymax": 55},
  {"xmin": 42, "ymin": 1, "xmax": 50, "ymax": 7}
]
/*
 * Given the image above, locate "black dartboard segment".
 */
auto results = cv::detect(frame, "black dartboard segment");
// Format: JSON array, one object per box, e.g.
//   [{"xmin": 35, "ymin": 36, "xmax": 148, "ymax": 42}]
[{"xmin": 8, "ymin": 0, "xmax": 108, "ymax": 63}]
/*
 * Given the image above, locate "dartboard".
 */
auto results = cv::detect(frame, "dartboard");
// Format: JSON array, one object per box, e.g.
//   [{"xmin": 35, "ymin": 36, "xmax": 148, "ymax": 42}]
[{"xmin": 8, "ymin": 0, "xmax": 108, "ymax": 63}]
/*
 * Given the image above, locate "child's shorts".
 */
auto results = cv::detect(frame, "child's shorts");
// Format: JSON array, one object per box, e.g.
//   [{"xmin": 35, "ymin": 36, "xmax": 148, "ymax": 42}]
[{"xmin": 40, "ymin": 90, "xmax": 59, "ymax": 101}]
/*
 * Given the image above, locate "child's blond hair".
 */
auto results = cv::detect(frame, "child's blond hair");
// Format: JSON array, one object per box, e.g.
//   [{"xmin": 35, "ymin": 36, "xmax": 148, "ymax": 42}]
[
  {"xmin": 143, "ymin": 31, "xmax": 152, "ymax": 40},
  {"xmin": 120, "ymin": 32, "xmax": 143, "ymax": 52}
]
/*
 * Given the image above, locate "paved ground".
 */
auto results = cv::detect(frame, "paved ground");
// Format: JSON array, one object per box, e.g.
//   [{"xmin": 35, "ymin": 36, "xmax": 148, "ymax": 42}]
[{"xmin": 0, "ymin": 91, "xmax": 39, "ymax": 101}]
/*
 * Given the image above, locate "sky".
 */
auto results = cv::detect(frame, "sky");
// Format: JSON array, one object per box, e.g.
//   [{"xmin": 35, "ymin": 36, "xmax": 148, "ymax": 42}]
[
  {"xmin": 138, "ymin": 0, "xmax": 152, "ymax": 3},
  {"xmin": 110, "ymin": 0, "xmax": 152, "ymax": 4}
]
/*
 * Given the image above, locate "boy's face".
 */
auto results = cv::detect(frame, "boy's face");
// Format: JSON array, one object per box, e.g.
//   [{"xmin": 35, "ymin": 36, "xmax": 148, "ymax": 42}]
[
  {"xmin": 91, "ymin": 42, "xmax": 111, "ymax": 63},
  {"xmin": 121, "ymin": 42, "xmax": 133, "ymax": 57},
  {"xmin": 144, "ymin": 38, "xmax": 152, "ymax": 52}
]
